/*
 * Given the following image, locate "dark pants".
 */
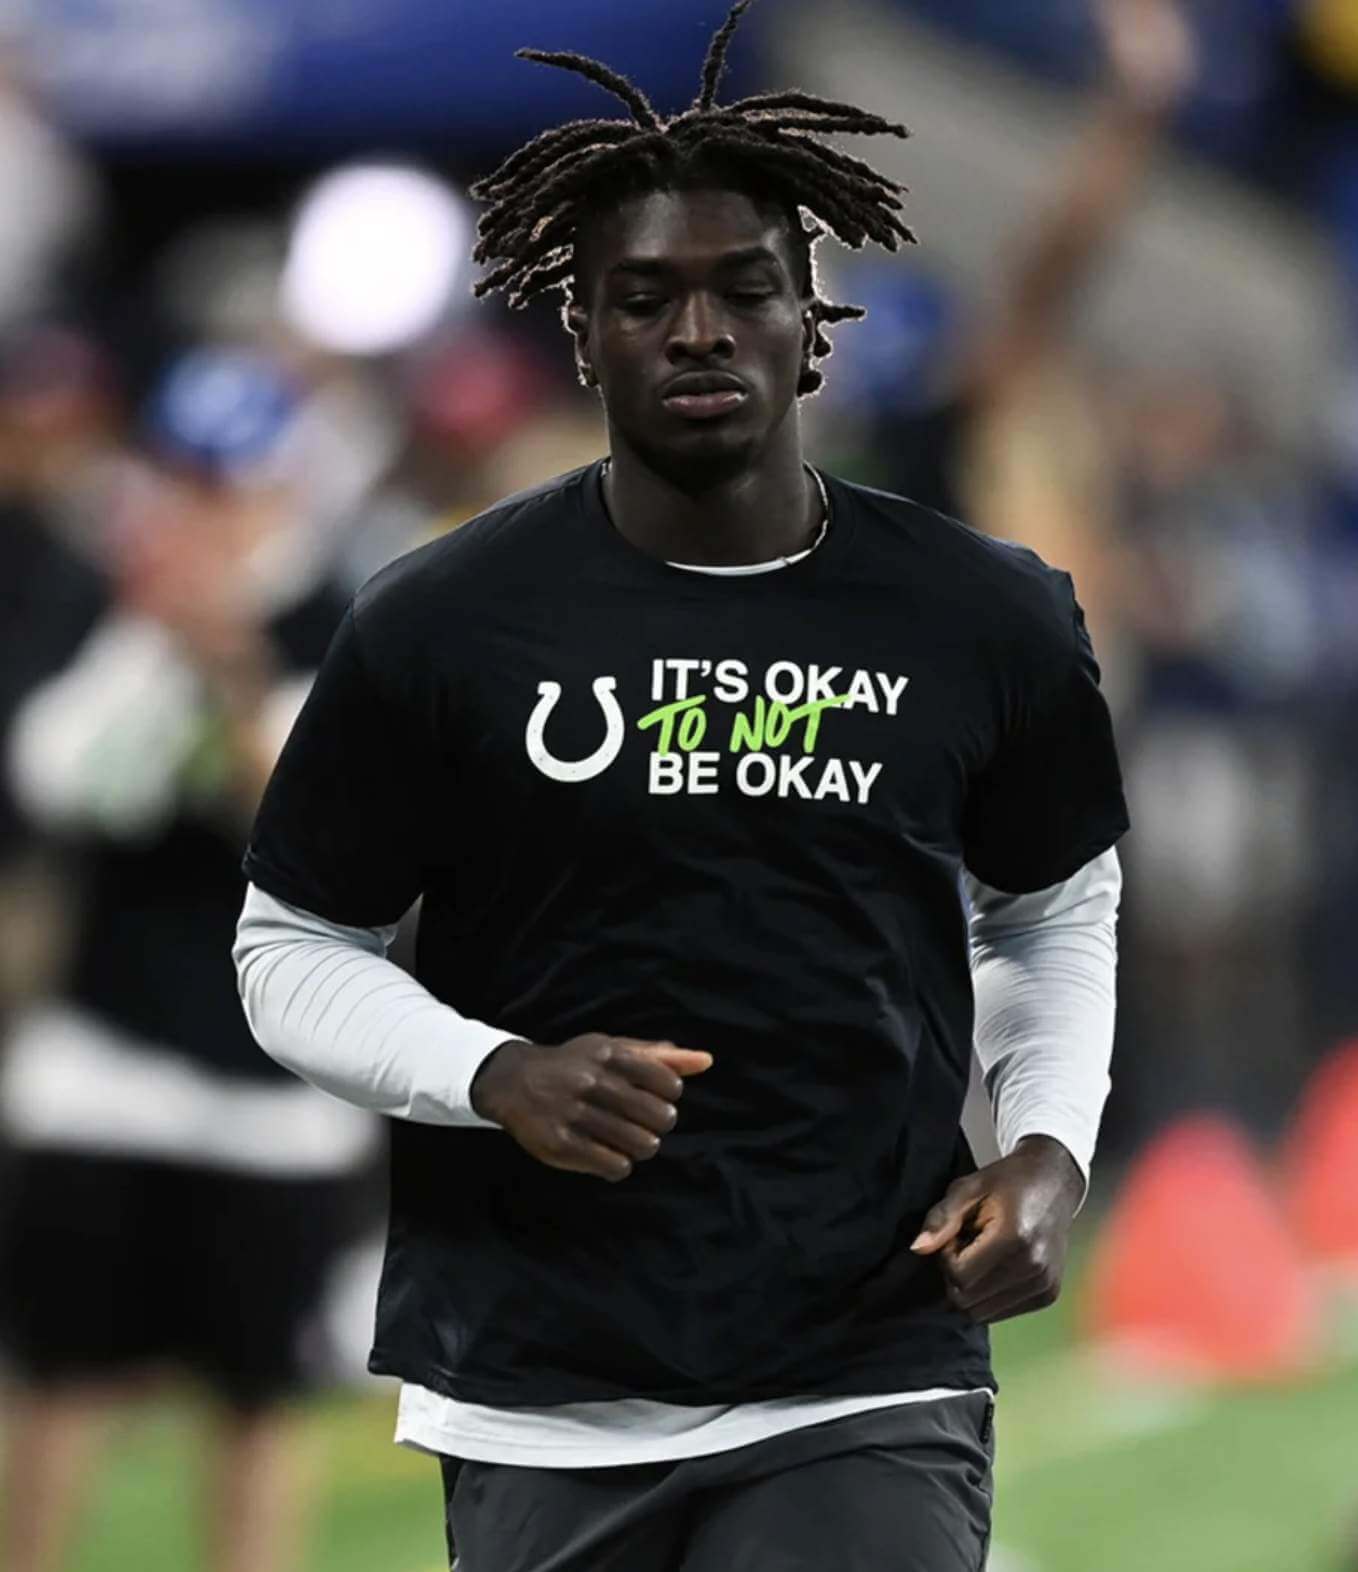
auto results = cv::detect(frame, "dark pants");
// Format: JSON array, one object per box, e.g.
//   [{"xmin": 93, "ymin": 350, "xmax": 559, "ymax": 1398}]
[
  {"xmin": 440, "ymin": 1391, "xmax": 995, "ymax": 1571},
  {"xmin": 0, "ymin": 1149, "xmax": 352, "ymax": 1409}
]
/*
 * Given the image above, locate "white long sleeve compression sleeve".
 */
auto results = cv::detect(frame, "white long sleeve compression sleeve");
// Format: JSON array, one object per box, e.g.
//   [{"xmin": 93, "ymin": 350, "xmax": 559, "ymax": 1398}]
[
  {"xmin": 233, "ymin": 884, "xmax": 509, "ymax": 1127},
  {"xmin": 963, "ymin": 847, "xmax": 1120, "ymax": 1202},
  {"xmin": 237, "ymin": 852, "xmax": 1120, "ymax": 1169}
]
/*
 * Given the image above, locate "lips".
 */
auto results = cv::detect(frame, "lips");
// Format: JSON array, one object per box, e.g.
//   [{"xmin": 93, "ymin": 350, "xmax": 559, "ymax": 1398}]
[{"xmin": 661, "ymin": 371, "xmax": 749, "ymax": 421}]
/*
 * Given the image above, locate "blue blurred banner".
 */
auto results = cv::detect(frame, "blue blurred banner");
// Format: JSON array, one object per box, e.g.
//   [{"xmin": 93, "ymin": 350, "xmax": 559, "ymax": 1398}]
[{"xmin": 9, "ymin": 0, "xmax": 760, "ymax": 152}]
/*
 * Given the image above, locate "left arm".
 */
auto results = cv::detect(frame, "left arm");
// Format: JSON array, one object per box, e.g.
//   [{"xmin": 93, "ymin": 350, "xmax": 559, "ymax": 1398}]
[{"xmin": 911, "ymin": 848, "xmax": 1121, "ymax": 1322}]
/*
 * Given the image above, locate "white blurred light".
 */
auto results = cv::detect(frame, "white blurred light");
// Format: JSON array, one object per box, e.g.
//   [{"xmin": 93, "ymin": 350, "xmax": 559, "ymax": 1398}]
[{"xmin": 282, "ymin": 164, "xmax": 468, "ymax": 356}]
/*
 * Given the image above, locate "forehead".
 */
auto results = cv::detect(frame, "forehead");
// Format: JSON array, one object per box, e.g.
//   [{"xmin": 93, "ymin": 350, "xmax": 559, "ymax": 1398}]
[{"xmin": 579, "ymin": 187, "xmax": 799, "ymax": 277}]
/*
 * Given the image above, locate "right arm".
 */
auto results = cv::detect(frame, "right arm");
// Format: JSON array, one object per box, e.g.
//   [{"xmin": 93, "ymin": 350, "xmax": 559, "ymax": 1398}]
[
  {"xmin": 233, "ymin": 882, "xmax": 512, "ymax": 1127},
  {"xmin": 234, "ymin": 882, "xmax": 711, "ymax": 1175}
]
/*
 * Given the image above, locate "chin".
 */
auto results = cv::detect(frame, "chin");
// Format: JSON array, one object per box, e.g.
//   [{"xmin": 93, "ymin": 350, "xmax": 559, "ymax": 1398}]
[{"xmin": 629, "ymin": 423, "xmax": 761, "ymax": 489}]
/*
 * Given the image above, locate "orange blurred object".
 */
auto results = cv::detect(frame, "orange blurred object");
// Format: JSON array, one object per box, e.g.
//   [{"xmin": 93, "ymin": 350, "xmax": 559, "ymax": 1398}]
[
  {"xmin": 1082, "ymin": 1114, "xmax": 1321, "ymax": 1382},
  {"xmin": 1282, "ymin": 1039, "xmax": 1358, "ymax": 1272}
]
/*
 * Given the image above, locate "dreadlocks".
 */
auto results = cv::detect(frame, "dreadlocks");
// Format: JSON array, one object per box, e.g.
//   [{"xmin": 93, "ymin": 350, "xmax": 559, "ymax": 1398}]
[{"xmin": 469, "ymin": 0, "xmax": 915, "ymax": 395}]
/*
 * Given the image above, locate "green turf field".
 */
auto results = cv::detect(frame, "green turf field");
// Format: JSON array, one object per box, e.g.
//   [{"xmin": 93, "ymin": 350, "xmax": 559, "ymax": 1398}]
[{"xmin": 8, "ymin": 1247, "xmax": 1357, "ymax": 1572}]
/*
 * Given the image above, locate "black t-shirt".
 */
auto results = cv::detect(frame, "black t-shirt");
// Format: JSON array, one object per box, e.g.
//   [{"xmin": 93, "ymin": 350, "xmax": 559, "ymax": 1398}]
[{"xmin": 244, "ymin": 459, "xmax": 1129, "ymax": 1407}]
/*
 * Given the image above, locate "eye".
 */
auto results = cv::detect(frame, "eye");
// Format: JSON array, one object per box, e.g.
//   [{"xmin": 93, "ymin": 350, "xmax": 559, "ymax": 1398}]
[
  {"xmin": 620, "ymin": 295, "xmax": 665, "ymax": 315},
  {"xmin": 728, "ymin": 289, "xmax": 775, "ymax": 305}
]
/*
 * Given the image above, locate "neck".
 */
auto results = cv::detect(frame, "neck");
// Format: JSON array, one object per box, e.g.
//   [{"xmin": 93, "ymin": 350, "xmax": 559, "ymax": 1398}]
[{"xmin": 601, "ymin": 417, "xmax": 820, "ymax": 568}]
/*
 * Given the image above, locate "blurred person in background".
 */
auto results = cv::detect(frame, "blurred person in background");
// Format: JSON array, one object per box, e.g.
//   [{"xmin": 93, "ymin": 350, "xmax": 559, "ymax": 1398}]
[
  {"xmin": 0, "ymin": 55, "xmax": 99, "ymax": 325},
  {"xmin": 332, "ymin": 327, "xmax": 556, "ymax": 589},
  {"xmin": 823, "ymin": 0, "xmax": 1196, "ymax": 719},
  {"xmin": 1110, "ymin": 363, "xmax": 1326, "ymax": 1136},
  {"xmin": 864, "ymin": 0, "xmax": 1194, "ymax": 535},
  {"xmin": 0, "ymin": 326, "xmax": 113, "ymax": 1021},
  {"xmin": 235, "ymin": 4, "xmax": 1128, "ymax": 1568},
  {"xmin": 0, "ymin": 346, "xmax": 376, "ymax": 1572}
]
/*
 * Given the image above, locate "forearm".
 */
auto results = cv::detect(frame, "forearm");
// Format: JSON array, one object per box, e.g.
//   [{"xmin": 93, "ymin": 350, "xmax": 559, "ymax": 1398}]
[
  {"xmin": 964, "ymin": 848, "xmax": 1121, "ymax": 1204},
  {"xmin": 233, "ymin": 882, "xmax": 512, "ymax": 1126}
]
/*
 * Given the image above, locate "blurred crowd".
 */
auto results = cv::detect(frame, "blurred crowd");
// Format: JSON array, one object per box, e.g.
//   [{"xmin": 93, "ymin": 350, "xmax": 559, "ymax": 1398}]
[
  {"xmin": 0, "ymin": 0, "xmax": 1356, "ymax": 1567},
  {"xmin": 806, "ymin": 7, "xmax": 1358, "ymax": 1160}
]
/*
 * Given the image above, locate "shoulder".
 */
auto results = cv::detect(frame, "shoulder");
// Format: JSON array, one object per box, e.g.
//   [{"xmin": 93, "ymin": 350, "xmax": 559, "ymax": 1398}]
[
  {"xmin": 826, "ymin": 470, "xmax": 1079, "ymax": 661},
  {"xmin": 351, "ymin": 464, "xmax": 592, "ymax": 638}
]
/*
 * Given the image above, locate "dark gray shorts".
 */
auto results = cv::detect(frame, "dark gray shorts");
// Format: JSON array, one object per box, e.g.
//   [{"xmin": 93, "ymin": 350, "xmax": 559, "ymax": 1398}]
[{"xmin": 439, "ymin": 1390, "xmax": 995, "ymax": 1571}]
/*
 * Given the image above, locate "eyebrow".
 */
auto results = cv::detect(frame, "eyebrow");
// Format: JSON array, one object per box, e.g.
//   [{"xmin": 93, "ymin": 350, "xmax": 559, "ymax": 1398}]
[{"xmin": 606, "ymin": 245, "xmax": 785, "ymax": 281}]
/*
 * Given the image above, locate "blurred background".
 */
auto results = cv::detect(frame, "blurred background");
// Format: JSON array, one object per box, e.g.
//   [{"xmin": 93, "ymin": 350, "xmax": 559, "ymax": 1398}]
[{"xmin": 0, "ymin": 1, "xmax": 1356, "ymax": 1570}]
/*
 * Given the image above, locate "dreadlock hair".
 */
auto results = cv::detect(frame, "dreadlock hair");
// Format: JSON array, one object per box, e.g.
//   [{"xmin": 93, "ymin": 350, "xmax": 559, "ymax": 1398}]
[{"xmin": 469, "ymin": 0, "xmax": 915, "ymax": 396}]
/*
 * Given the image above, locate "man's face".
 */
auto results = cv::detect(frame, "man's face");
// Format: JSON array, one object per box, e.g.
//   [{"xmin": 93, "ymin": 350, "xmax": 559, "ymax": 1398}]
[{"xmin": 569, "ymin": 187, "xmax": 814, "ymax": 482}]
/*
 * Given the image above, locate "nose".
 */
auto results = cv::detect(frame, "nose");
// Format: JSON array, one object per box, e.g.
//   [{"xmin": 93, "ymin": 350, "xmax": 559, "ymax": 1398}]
[{"xmin": 665, "ymin": 291, "xmax": 735, "ymax": 364}]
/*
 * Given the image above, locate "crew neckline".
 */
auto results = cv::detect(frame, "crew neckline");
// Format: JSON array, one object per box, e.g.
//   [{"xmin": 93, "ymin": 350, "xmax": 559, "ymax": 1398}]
[
  {"xmin": 576, "ymin": 457, "xmax": 854, "ymax": 590},
  {"xmin": 665, "ymin": 548, "xmax": 813, "ymax": 576}
]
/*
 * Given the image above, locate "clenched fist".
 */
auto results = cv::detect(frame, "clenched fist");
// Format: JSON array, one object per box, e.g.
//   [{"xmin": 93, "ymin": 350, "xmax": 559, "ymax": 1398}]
[
  {"xmin": 470, "ymin": 1033, "xmax": 714, "ymax": 1182},
  {"xmin": 910, "ymin": 1135, "xmax": 1085, "ymax": 1324}
]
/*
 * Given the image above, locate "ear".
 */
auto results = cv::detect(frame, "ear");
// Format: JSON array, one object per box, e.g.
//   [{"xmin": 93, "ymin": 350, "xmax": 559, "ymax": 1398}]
[
  {"xmin": 566, "ymin": 300, "xmax": 598, "ymax": 389},
  {"xmin": 801, "ymin": 306, "xmax": 816, "ymax": 371}
]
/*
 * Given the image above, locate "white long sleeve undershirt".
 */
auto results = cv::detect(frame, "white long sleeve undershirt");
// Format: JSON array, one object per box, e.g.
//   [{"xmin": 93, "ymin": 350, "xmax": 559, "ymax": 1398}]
[
  {"xmin": 233, "ymin": 853, "xmax": 1118, "ymax": 1467},
  {"xmin": 233, "ymin": 892, "xmax": 507, "ymax": 1130},
  {"xmin": 963, "ymin": 848, "xmax": 1120, "ymax": 1197},
  {"xmin": 234, "ymin": 848, "xmax": 1119, "ymax": 1188},
  {"xmin": 231, "ymin": 519, "xmax": 1121, "ymax": 1467}
]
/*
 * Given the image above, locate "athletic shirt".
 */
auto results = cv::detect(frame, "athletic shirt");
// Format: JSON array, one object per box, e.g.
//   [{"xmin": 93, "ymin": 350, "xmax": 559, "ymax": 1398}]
[{"xmin": 244, "ymin": 458, "xmax": 1129, "ymax": 1407}]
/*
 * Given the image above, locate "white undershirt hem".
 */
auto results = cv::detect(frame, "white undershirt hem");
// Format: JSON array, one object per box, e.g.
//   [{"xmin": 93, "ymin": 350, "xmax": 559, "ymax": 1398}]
[{"xmin": 394, "ymin": 1382, "xmax": 990, "ymax": 1469}]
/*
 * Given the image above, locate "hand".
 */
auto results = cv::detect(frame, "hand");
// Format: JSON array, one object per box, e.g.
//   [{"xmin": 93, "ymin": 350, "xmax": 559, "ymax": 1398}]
[
  {"xmin": 910, "ymin": 1136, "xmax": 1085, "ymax": 1324},
  {"xmin": 1097, "ymin": 0, "xmax": 1196, "ymax": 117},
  {"xmin": 470, "ymin": 1033, "xmax": 714, "ymax": 1182}
]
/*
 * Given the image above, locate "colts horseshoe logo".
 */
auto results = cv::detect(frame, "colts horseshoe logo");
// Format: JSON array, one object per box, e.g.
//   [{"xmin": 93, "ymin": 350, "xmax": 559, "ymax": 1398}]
[{"xmin": 525, "ymin": 677, "xmax": 625, "ymax": 783}]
